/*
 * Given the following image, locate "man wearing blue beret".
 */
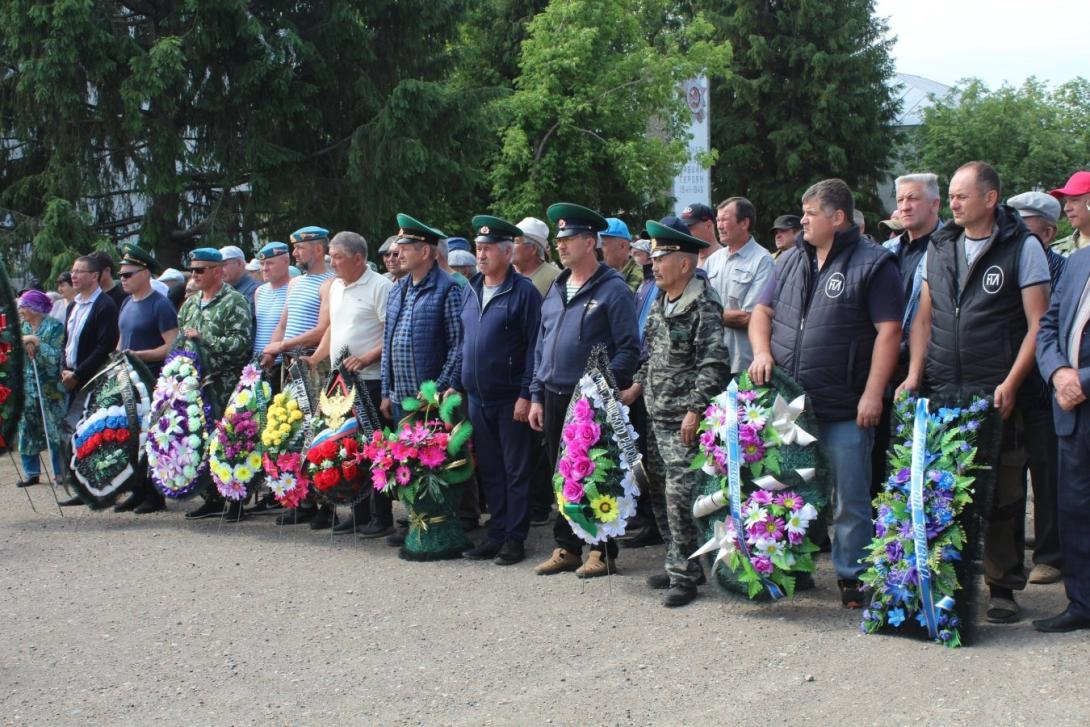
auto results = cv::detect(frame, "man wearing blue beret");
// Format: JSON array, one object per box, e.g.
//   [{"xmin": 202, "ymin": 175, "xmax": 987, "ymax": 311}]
[{"xmin": 177, "ymin": 247, "xmax": 254, "ymax": 521}]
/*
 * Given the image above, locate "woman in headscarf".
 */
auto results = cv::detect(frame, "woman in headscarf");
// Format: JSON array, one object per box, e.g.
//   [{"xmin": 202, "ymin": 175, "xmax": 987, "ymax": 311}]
[{"xmin": 16, "ymin": 289, "xmax": 65, "ymax": 487}]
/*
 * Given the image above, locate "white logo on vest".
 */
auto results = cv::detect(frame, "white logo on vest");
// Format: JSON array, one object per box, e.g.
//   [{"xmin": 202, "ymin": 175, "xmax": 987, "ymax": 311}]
[
  {"xmin": 824, "ymin": 272, "xmax": 846, "ymax": 299},
  {"xmin": 982, "ymin": 265, "xmax": 1004, "ymax": 295}
]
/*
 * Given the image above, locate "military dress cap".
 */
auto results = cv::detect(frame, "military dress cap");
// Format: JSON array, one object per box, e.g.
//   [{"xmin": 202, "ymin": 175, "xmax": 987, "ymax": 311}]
[
  {"xmin": 1007, "ymin": 191, "xmax": 1061, "ymax": 225},
  {"xmin": 257, "ymin": 241, "xmax": 289, "ymax": 260},
  {"xmin": 395, "ymin": 213, "xmax": 446, "ymax": 244},
  {"xmin": 646, "ymin": 218, "xmax": 709, "ymax": 258},
  {"xmin": 189, "ymin": 247, "xmax": 223, "ymax": 263},
  {"xmin": 546, "ymin": 202, "xmax": 609, "ymax": 239},
  {"xmin": 471, "ymin": 215, "xmax": 523, "ymax": 244},
  {"xmin": 679, "ymin": 203, "xmax": 716, "ymax": 225},
  {"xmin": 119, "ymin": 244, "xmax": 161, "ymax": 274},
  {"xmin": 290, "ymin": 226, "xmax": 330, "ymax": 244}
]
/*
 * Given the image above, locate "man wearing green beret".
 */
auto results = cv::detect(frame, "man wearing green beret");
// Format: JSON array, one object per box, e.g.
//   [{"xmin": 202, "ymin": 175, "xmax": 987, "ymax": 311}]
[
  {"xmin": 177, "ymin": 247, "xmax": 254, "ymax": 521},
  {"xmin": 621, "ymin": 218, "xmax": 730, "ymax": 606}
]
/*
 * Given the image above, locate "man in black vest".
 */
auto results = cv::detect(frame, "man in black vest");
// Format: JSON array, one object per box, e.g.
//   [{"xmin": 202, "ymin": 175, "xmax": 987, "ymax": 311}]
[
  {"xmin": 899, "ymin": 161, "xmax": 1051, "ymax": 624},
  {"xmin": 749, "ymin": 178, "xmax": 904, "ymax": 608}
]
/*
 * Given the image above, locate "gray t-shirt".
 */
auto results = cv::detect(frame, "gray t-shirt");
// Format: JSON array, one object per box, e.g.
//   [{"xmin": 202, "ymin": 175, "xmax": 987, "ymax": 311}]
[
  {"xmin": 922, "ymin": 233, "xmax": 1050, "ymax": 288},
  {"xmin": 481, "ymin": 282, "xmax": 502, "ymax": 309}
]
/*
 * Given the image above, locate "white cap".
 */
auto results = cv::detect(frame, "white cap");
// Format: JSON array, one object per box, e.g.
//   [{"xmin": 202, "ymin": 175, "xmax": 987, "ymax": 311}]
[
  {"xmin": 158, "ymin": 267, "xmax": 185, "ymax": 283},
  {"xmin": 448, "ymin": 249, "xmax": 477, "ymax": 267},
  {"xmin": 516, "ymin": 217, "xmax": 550, "ymax": 249},
  {"xmin": 219, "ymin": 245, "xmax": 246, "ymax": 262},
  {"xmin": 245, "ymin": 258, "xmax": 261, "ymax": 272}
]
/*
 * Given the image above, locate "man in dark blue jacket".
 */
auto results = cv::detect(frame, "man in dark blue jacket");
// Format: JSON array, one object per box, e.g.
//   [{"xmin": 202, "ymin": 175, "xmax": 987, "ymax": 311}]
[
  {"xmin": 529, "ymin": 203, "xmax": 641, "ymax": 578},
  {"xmin": 459, "ymin": 215, "xmax": 542, "ymax": 566},
  {"xmin": 1034, "ymin": 244, "xmax": 1090, "ymax": 632}
]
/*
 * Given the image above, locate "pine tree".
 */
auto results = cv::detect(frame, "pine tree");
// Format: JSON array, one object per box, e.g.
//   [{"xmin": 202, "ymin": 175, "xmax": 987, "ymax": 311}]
[{"xmin": 691, "ymin": 0, "xmax": 899, "ymax": 229}]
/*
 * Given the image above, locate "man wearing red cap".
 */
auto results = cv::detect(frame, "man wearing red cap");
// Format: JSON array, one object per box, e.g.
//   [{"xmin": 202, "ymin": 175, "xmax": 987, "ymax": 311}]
[
  {"xmin": 1051, "ymin": 171, "xmax": 1090, "ymax": 256},
  {"xmin": 1033, "ymin": 170, "xmax": 1090, "ymax": 632}
]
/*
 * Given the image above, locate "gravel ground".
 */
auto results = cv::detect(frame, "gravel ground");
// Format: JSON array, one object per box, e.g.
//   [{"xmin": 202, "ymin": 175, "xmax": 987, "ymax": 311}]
[{"xmin": 2, "ymin": 463, "xmax": 1088, "ymax": 726}]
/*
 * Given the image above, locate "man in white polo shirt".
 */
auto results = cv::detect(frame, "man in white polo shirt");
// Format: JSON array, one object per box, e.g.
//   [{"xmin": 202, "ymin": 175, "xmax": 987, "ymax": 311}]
[{"xmin": 307, "ymin": 231, "xmax": 392, "ymax": 535}]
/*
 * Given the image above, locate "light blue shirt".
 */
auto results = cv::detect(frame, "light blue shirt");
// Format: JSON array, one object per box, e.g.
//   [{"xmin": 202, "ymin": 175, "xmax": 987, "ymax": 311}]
[{"xmin": 64, "ymin": 287, "xmax": 101, "ymax": 369}]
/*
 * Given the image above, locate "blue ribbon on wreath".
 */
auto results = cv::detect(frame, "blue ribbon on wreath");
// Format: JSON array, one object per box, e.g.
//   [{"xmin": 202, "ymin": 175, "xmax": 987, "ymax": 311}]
[
  {"xmin": 909, "ymin": 396, "xmax": 941, "ymax": 639},
  {"xmin": 725, "ymin": 379, "xmax": 783, "ymax": 600}
]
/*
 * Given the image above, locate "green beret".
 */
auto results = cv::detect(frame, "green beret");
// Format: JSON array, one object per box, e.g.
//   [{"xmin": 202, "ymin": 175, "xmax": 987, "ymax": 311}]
[
  {"xmin": 120, "ymin": 244, "xmax": 161, "ymax": 274},
  {"xmin": 189, "ymin": 247, "xmax": 223, "ymax": 263},
  {"xmin": 395, "ymin": 213, "xmax": 446, "ymax": 244},
  {"xmin": 471, "ymin": 215, "xmax": 522, "ymax": 244},
  {"xmin": 546, "ymin": 202, "xmax": 608, "ymax": 239},
  {"xmin": 646, "ymin": 219, "xmax": 709, "ymax": 258}
]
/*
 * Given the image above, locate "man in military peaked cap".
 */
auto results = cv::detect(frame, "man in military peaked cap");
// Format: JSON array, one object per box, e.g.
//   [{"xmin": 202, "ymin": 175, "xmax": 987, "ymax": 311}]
[
  {"xmin": 622, "ymin": 218, "xmax": 729, "ymax": 607},
  {"xmin": 530, "ymin": 202, "xmax": 640, "ymax": 579},
  {"xmin": 459, "ymin": 214, "xmax": 543, "ymax": 566}
]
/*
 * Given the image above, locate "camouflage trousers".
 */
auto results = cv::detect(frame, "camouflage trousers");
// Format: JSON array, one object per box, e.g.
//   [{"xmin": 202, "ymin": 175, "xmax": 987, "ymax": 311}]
[{"xmin": 645, "ymin": 421, "xmax": 704, "ymax": 588}]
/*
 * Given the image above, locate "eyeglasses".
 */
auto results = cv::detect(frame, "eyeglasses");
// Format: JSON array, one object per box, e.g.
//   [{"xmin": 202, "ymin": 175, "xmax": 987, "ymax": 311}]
[
  {"xmin": 383, "ymin": 252, "xmax": 398, "ymax": 257},
  {"xmin": 118, "ymin": 270, "xmax": 144, "ymax": 280},
  {"xmin": 70, "ymin": 268, "xmax": 93, "ymax": 275},
  {"xmin": 188, "ymin": 266, "xmax": 213, "ymax": 275}
]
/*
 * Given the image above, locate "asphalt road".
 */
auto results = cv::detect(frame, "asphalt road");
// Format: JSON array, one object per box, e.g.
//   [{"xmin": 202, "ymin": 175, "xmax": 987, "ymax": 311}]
[{"xmin": 1, "ymin": 467, "xmax": 1087, "ymax": 726}]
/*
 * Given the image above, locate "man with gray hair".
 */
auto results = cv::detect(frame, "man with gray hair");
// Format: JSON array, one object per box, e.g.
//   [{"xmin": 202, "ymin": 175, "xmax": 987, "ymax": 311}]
[
  {"xmin": 513, "ymin": 217, "xmax": 560, "ymax": 299},
  {"xmin": 750, "ymin": 178, "xmax": 904, "ymax": 608},
  {"xmin": 305, "ymin": 230, "xmax": 394, "ymax": 535}
]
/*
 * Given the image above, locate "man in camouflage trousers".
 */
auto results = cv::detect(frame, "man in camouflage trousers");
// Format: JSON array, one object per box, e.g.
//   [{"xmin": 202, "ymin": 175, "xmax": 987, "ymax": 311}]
[{"xmin": 622, "ymin": 218, "xmax": 729, "ymax": 607}]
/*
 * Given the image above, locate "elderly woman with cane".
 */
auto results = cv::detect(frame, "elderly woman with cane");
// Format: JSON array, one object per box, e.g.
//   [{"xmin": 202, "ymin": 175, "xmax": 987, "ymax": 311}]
[{"xmin": 16, "ymin": 290, "xmax": 65, "ymax": 487}]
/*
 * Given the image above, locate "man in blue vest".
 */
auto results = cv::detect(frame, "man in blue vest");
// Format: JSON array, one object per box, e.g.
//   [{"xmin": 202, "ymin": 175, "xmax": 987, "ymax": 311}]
[
  {"xmin": 380, "ymin": 214, "xmax": 466, "ymax": 545},
  {"xmin": 749, "ymin": 178, "xmax": 904, "ymax": 608},
  {"xmin": 899, "ymin": 161, "xmax": 1051, "ymax": 624}
]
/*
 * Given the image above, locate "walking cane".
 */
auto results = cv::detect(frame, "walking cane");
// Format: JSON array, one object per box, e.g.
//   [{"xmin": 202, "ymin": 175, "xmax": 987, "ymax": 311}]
[{"xmin": 31, "ymin": 356, "xmax": 67, "ymax": 514}]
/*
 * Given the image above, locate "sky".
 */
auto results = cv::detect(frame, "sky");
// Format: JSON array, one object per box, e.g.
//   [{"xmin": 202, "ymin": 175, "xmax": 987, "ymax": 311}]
[{"xmin": 874, "ymin": 0, "xmax": 1085, "ymax": 89}]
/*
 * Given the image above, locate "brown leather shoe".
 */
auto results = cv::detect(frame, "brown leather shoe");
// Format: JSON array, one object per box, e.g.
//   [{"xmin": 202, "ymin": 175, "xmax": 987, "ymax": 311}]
[
  {"xmin": 533, "ymin": 548, "xmax": 580, "ymax": 575},
  {"xmin": 575, "ymin": 550, "xmax": 616, "ymax": 579},
  {"xmin": 1028, "ymin": 563, "xmax": 1062, "ymax": 585}
]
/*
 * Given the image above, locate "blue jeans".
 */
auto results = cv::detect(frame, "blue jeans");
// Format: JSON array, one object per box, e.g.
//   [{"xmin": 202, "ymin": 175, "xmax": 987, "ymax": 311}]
[
  {"xmin": 819, "ymin": 419, "xmax": 876, "ymax": 580},
  {"xmin": 21, "ymin": 451, "xmax": 64, "ymax": 480}
]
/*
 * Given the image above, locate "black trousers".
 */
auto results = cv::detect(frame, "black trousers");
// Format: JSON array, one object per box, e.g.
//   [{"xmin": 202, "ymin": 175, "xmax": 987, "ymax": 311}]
[
  {"xmin": 1024, "ymin": 399, "xmax": 1061, "ymax": 568},
  {"xmin": 1058, "ymin": 405, "xmax": 1090, "ymax": 617},
  {"xmin": 542, "ymin": 388, "xmax": 617, "ymax": 557}
]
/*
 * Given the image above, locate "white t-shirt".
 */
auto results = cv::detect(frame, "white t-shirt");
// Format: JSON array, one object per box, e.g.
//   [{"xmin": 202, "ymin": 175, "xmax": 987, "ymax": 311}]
[{"xmin": 329, "ymin": 268, "xmax": 393, "ymax": 380}]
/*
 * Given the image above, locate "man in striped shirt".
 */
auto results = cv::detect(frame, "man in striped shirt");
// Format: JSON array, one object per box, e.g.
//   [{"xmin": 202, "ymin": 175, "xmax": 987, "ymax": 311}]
[
  {"xmin": 262, "ymin": 226, "xmax": 337, "ymax": 528},
  {"xmin": 253, "ymin": 242, "xmax": 291, "ymax": 388}
]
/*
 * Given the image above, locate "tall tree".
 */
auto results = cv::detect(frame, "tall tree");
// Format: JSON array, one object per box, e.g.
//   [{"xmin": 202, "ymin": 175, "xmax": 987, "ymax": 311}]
[
  {"xmin": 0, "ymin": 0, "xmax": 491, "ymax": 278},
  {"xmin": 487, "ymin": 0, "xmax": 731, "ymax": 222},
  {"xmin": 691, "ymin": 0, "xmax": 899, "ymax": 226},
  {"xmin": 912, "ymin": 77, "xmax": 1090, "ymax": 197}
]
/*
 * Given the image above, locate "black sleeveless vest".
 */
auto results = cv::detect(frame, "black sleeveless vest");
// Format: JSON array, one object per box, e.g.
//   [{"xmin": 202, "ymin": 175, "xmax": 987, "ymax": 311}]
[
  {"xmin": 925, "ymin": 205, "xmax": 1031, "ymax": 396},
  {"xmin": 770, "ymin": 226, "xmax": 894, "ymax": 421}
]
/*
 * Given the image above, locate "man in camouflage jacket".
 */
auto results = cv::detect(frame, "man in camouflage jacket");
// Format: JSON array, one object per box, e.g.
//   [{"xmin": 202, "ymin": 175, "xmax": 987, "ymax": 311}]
[
  {"xmin": 177, "ymin": 248, "xmax": 254, "ymax": 419},
  {"xmin": 622, "ymin": 219, "xmax": 729, "ymax": 607}
]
